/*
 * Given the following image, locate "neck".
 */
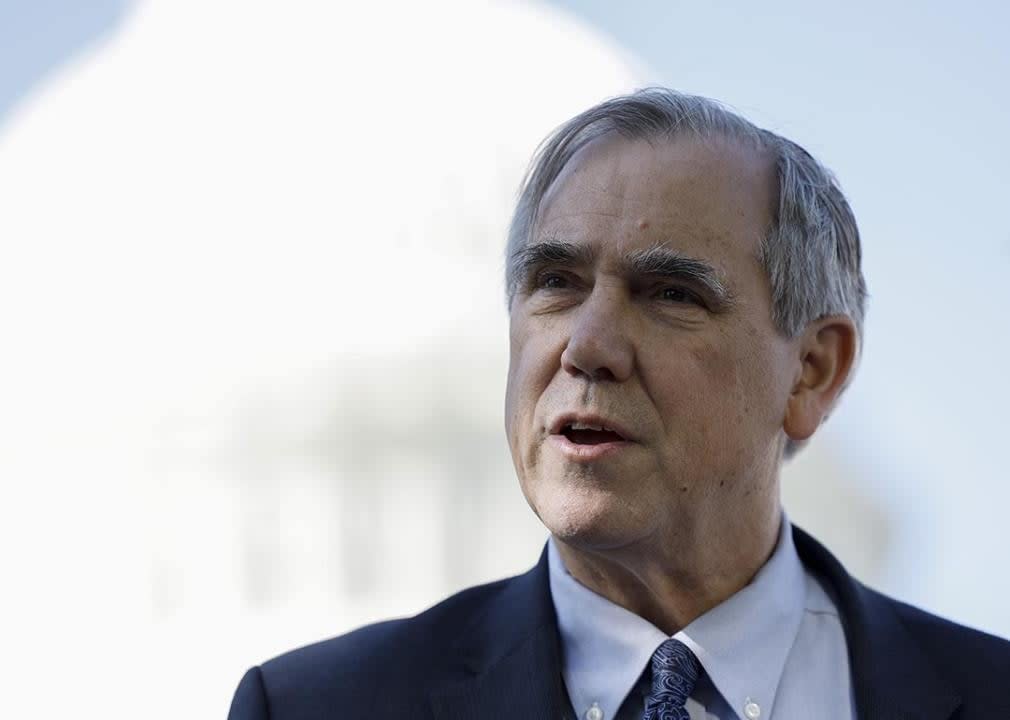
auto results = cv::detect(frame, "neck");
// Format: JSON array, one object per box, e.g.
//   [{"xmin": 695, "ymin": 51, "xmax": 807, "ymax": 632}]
[{"xmin": 553, "ymin": 505, "xmax": 783, "ymax": 635}]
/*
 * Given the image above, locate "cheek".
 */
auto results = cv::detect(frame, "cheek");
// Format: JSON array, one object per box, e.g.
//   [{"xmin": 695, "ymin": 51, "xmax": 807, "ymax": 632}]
[
  {"xmin": 644, "ymin": 331, "xmax": 782, "ymax": 452},
  {"xmin": 696, "ymin": 330, "xmax": 791, "ymax": 443},
  {"xmin": 503, "ymin": 362, "xmax": 526, "ymax": 452},
  {"xmin": 505, "ymin": 317, "xmax": 563, "ymax": 449}
]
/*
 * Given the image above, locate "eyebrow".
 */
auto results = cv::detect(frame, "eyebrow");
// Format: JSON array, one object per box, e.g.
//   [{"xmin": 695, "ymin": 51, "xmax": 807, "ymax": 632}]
[
  {"xmin": 626, "ymin": 243, "xmax": 735, "ymax": 309},
  {"xmin": 511, "ymin": 237, "xmax": 736, "ymax": 311},
  {"xmin": 510, "ymin": 238, "xmax": 595, "ymax": 284}
]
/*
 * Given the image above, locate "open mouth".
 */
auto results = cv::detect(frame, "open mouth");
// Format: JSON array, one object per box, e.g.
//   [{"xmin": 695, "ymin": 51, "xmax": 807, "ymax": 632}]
[{"xmin": 560, "ymin": 423, "xmax": 626, "ymax": 445}]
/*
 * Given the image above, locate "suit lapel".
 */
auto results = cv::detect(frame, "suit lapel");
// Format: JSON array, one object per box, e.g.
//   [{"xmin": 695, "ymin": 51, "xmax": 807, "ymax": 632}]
[
  {"xmin": 429, "ymin": 546, "xmax": 569, "ymax": 720},
  {"xmin": 431, "ymin": 529, "xmax": 962, "ymax": 720},
  {"xmin": 793, "ymin": 526, "xmax": 962, "ymax": 720},
  {"xmin": 429, "ymin": 628, "xmax": 568, "ymax": 720}
]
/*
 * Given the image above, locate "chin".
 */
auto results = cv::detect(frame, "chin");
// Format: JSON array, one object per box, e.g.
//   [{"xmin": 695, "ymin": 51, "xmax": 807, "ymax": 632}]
[{"xmin": 527, "ymin": 479, "xmax": 649, "ymax": 551}]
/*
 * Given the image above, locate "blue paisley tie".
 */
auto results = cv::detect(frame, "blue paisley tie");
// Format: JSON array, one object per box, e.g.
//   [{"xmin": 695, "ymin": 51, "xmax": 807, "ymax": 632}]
[{"xmin": 642, "ymin": 638, "xmax": 701, "ymax": 720}]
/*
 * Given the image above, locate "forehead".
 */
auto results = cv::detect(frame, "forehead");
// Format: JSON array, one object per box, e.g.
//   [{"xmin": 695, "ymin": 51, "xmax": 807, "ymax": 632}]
[{"xmin": 535, "ymin": 132, "xmax": 777, "ymax": 271}]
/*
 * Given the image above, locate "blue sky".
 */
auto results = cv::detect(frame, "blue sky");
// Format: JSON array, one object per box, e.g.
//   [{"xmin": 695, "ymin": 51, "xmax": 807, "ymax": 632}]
[{"xmin": 0, "ymin": 0, "xmax": 133, "ymax": 124}]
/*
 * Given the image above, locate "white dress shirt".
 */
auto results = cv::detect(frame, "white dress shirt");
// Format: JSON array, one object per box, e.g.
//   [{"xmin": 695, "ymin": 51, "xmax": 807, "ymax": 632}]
[{"xmin": 548, "ymin": 513, "xmax": 855, "ymax": 720}]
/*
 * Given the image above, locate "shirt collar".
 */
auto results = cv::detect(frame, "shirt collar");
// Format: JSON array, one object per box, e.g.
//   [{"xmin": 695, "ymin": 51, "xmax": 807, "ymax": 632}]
[{"xmin": 548, "ymin": 514, "xmax": 807, "ymax": 720}]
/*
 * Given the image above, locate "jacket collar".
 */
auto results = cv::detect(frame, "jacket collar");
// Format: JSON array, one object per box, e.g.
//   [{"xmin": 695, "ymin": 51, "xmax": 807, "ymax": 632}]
[
  {"xmin": 429, "ymin": 545, "xmax": 569, "ymax": 720},
  {"xmin": 792, "ymin": 525, "xmax": 962, "ymax": 720},
  {"xmin": 432, "ymin": 528, "xmax": 964, "ymax": 720}
]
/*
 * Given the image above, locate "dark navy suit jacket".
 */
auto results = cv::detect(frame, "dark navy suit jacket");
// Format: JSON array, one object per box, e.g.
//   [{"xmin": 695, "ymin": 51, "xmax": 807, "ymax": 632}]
[{"xmin": 228, "ymin": 527, "xmax": 1010, "ymax": 719}]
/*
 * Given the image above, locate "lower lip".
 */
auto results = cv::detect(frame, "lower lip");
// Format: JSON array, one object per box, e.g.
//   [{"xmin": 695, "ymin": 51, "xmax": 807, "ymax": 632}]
[{"xmin": 548, "ymin": 434, "xmax": 634, "ymax": 462}]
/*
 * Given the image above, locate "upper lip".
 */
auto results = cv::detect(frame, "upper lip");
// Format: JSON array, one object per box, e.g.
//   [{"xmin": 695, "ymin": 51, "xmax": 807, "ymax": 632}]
[{"xmin": 549, "ymin": 412, "xmax": 635, "ymax": 442}]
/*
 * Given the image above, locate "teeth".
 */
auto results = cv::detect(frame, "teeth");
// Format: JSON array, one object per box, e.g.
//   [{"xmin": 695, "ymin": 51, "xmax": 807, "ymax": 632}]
[{"xmin": 569, "ymin": 422, "xmax": 607, "ymax": 431}]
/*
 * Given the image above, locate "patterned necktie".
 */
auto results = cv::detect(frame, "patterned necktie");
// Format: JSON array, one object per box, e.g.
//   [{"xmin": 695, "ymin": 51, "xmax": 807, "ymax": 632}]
[{"xmin": 642, "ymin": 638, "xmax": 701, "ymax": 720}]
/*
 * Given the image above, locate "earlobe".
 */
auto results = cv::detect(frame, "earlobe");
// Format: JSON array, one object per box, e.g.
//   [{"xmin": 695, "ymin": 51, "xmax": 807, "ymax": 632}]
[{"xmin": 783, "ymin": 315, "xmax": 859, "ymax": 443}]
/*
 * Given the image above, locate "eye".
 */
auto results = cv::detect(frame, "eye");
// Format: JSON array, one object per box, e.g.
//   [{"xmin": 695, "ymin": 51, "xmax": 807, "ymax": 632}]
[
  {"xmin": 536, "ymin": 272, "xmax": 570, "ymax": 290},
  {"xmin": 658, "ymin": 286, "xmax": 701, "ymax": 305}
]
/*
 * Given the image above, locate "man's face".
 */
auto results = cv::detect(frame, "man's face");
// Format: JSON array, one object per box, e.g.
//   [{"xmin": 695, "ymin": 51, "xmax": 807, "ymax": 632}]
[{"xmin": 505, "ymin": 133, "xmax": 799, "ymax": 552}]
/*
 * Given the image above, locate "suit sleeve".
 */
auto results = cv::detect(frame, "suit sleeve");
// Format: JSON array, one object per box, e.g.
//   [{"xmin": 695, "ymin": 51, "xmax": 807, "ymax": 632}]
[{"xmin": 228, "ymin": 666, "xmax": 271, "ymax": 720}]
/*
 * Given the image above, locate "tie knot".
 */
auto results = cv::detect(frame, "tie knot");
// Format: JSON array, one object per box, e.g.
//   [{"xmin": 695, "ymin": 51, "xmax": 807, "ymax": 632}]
[{"xmin": 646, "ymin": 639, "xmax": 701, "ymax": 715}]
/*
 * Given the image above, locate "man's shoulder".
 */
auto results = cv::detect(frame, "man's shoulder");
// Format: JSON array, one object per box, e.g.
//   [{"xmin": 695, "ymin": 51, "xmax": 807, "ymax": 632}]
[
  {"xmin": 266, "ymin": 575, "xmax": 510, "ymax": 669},
  {"xmin": 795, "ymin": 525, "xmax": 1010, "ymax": 714},
  {"xmin": 879, "ymin": 588, "xmax": 1010, "ymax": 673},
  {"xmin": 858, "ymin": 585, "xmax": 1010, "ymax": 715},
  {"xmin": 796, "ymin": 524, "xmax": 1010, "ymax": 661},
  {"xmin": 251, "ymin": 574, "xmax": 516, "ymax": 714}
]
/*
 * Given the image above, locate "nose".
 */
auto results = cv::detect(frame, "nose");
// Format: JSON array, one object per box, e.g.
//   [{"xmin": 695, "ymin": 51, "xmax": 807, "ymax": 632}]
[{"xmin": 560, "ymin": 286, "xmax": 634, "ymax": 382}]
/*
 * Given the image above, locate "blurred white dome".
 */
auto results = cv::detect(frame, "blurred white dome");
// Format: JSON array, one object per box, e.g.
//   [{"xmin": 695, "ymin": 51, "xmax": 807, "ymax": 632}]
[{"xmin": 0, "ymin": 1, "xmax": 644, "ymax": 717}]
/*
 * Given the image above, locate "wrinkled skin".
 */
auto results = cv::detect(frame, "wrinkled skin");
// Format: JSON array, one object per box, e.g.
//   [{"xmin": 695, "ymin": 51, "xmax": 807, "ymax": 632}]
[{"xmin": 504, "ymin": 133, "xmax": 850, "ymax": 630}]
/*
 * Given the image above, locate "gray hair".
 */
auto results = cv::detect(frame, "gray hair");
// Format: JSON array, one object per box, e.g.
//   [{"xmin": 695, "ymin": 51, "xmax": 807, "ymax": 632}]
[{"xmin": 504, "ymin": 87, "xmax": 868, "ymax": 455}]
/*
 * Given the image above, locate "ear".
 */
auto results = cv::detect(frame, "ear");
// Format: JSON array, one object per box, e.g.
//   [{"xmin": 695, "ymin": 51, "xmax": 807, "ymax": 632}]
[{"xmin": 783, "ymin": 315, "xmax": 859, "ymax": 443}]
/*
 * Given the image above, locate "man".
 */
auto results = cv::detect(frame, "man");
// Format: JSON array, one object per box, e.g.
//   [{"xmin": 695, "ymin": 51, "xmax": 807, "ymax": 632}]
[{"xmin": 228, "ymin": 88, "xmax": 1010, "ymax": 719}]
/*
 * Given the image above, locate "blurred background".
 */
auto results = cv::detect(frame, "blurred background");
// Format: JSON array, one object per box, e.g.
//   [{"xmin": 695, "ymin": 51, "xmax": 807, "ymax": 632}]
[{"xmin": 0, "ymin": 0, "xmax": 1007, "ymax": 716}]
